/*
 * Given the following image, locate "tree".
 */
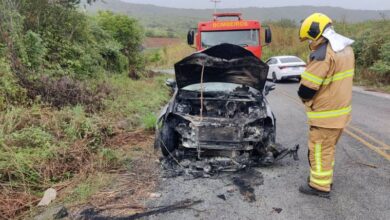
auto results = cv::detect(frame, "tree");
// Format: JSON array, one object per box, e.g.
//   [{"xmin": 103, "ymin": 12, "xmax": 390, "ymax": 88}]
[{"xmin": 97, "ymin": 11, "xmax": 144, "ymax": 70}]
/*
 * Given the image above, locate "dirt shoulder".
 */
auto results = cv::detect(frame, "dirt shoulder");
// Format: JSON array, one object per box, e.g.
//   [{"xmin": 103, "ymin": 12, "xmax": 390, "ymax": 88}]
[
  {"xmin": 33, "ymin": 130, "xmax": 161, "ymax": 220},
  {"xmin": 69, "ymin": 131, "xmax": 160, "ymax": 219}
]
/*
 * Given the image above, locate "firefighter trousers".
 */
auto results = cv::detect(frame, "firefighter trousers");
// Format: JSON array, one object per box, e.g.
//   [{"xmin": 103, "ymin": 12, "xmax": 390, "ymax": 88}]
[{"xmin": 308, "ymin": 126, "xmax": 344, "ymax": 192}]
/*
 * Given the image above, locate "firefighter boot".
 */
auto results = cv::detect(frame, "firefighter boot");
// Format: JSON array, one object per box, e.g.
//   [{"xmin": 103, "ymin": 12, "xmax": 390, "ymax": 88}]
[
  {"xmin": 299, "ymin": 184, "xmax": 330, "ymax": 198},
  {"xmin": 307, "ymin": 176, "xmax": 333, "ymax": 189}
]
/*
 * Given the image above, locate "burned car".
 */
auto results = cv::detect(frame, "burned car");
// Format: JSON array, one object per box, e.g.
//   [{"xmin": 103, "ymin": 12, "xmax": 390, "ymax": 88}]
[{"xmin": 155, "ymin": 44, "xmax": 289, "ymax": 166}]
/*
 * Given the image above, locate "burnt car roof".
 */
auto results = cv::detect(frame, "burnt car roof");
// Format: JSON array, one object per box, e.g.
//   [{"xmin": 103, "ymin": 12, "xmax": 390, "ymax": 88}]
[{"xmin": 174, "ymin": 43, "xmax": 269, "ymax": 91}]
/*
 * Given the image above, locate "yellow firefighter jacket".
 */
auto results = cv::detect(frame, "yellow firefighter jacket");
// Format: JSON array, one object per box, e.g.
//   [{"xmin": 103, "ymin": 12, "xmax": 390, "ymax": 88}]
[{"xmin": 299, "ymin": 38, "xmax": 355, "ymax": 129}]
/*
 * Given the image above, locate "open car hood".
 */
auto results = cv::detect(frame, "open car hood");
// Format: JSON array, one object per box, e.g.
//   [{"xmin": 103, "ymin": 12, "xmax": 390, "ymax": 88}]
[{"xmin": 174, "ymin": 43, "xmax": 269, "ymax": 91}]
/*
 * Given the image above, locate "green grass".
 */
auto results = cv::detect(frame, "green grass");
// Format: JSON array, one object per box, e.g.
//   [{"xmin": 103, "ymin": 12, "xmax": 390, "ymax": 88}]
[
  {"xmin": 141, "ymin": 112, "xmax": 158, "ymax": 130},
  {"xmin": 102, "ymin": 74, "xmax": 170, "ymax": 129},
  {"xmin": 65, "ymin": 173, "xmax": 111, "ymax": 205}
]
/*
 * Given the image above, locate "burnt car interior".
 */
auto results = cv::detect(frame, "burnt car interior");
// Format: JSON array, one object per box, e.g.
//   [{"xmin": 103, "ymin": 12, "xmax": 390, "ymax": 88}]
[{"xmin": 155, "ymin": 44, "xmax": 298, "ymax": 173}]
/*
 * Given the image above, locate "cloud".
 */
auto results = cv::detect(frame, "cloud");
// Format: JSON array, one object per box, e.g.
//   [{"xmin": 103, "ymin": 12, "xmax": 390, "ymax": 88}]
[{"xmin": 121, "ymin": 0, "xmax": 390, "ymax": 10}]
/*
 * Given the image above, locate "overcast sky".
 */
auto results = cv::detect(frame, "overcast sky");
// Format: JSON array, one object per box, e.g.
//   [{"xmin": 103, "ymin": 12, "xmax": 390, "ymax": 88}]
[{"xmin": 121, "ymin": 0, "xmax": 390, "ymax": 10}]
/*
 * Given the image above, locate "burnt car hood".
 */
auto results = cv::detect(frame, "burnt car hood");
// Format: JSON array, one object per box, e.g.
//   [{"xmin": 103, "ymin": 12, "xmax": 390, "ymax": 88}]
[{"xmin": 174, "ymin": 43, "xmax": 269, "ymax": 91}]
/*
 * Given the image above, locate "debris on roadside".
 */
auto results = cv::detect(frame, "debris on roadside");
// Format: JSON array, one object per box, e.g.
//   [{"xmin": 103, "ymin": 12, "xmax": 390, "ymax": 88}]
[
  {"xmin": 272, "ymin": 207, "xmax": 283, "ymax": 214},
  {"xmin": 217, "ymin": 194, "xmax": 227, "ymax": 201},
  {"xmin": 37, "ymin": 188, "xmax": 57, "ymax": 206},
  {"xmin": 77, "ymin": 206, "xmax": 100, "ymax": 219},
  {"xmin": 33, "ymin": 205, "xmax": 68, "ymax": 220},
  {"xmin": 275, "ymin": 144, "xmax": 300, "ymax": 161},
  {"xmin": 160, "ymin": 145, "xmax": 299, "ymax": 179},
  {"xmin": 226, "ymin": 187, "xmax": 237, "ymax": 193},
  {"xmin": 148, "ymin": 192, "xmax": 162, "ymax": 199},
  {"xmin": 53, "ymin": 206, "xmax": 69, "ymax": 219},
  {"xmin": 353, "ymin": 161, "xmax": 378, "ymax": 169},
  {"xmin": 231, "ymin": 169, "xmax": 264, "ymax": 203},
  {"xmin": 125, "ymin": 199, "xmax": 203, "ymax": 219},
  {"xmin": 76, "ymin": 199, "xmax": 203, "ymax": 220}
]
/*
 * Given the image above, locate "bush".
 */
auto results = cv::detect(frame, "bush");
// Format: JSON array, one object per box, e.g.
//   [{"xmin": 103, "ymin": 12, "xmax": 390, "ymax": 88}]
[
  {"xmin": 350, "ymin": 20, "xmax": 390, "ymax": 86},
  {"xmin": 0, "ymin": 120, "xmax": 56, "ymax": 187},
  {"xmin": 24, "ymin": 76, "xmax": 111, "ymax": 111},
  {"xmin": 2, "ymin": 1, "xmax": 145, "ymax": 81},
  {"xmin": 97, "ymin": 11, "xmax": 144, "ymax": 71},
  {"xmin": 11, "ymin": 127, "xmax": 53, "ymax": 149},
  {"xmin": 371, "ymin": 42, "xmax": 390, "ymax": 76},
  {"xmin": 0, "ymin": 58, "xmax": 27, "ymax": 109},
  {"xmin": 23, "ymin": 31, "xmax": 47, "ymax": 71},
  {"xmin": 99, "ymin": 40, "xmax": 129, "ymax": 73},
  {"xmin": 60, "ymin": 105, "xmax": 96, "ymax": 140}
]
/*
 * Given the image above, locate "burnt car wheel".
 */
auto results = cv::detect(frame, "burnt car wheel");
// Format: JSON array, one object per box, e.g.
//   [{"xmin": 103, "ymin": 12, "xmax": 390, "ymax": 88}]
[{"xmin": 159, "ymin": 124, "xmax": 178, "ymax": 156}]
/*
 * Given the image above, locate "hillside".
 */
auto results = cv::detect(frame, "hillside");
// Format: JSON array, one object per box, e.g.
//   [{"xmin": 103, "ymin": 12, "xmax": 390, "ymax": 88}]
[{"xmin": 85, "ymin": 0, "xmax": 390, "ymax": 35}]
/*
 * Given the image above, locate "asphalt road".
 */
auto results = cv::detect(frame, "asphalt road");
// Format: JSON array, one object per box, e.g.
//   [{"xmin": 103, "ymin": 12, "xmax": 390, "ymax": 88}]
[{"xmin": 147, "ymin": 81, "xmax": 390, "ymax": 220}]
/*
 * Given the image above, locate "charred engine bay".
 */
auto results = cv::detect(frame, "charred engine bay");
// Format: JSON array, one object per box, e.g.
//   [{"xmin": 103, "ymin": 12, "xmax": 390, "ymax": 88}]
[
  {"xmin": 174, "ymin": 86, "xmax": 271, "ymax": 151},
  {"xmin": 176, "ymin": 87, "xmax": 264, "ymax": 120}
]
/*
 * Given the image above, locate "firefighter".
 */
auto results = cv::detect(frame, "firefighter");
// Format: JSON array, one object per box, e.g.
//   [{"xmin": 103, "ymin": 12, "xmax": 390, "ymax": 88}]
[{"xmin": 297, "ymin": 13, "xmax": 355, "ymax": 198}]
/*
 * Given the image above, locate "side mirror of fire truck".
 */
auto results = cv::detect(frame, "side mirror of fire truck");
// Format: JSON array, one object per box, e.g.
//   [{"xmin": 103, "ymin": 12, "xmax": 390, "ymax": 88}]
[
  {"xmin": 265, "ymin": 27, "xmax": 272, "ymax": 44},
  {"xmin": 187, "ymin": 29, "xmax": 195, "ymax": 45}
]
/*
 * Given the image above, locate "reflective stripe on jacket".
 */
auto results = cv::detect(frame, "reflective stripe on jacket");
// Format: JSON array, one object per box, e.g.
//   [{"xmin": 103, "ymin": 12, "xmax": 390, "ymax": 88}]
[{"xmin": 300, "ymin": 42, "xmax": 355, "ymax": 129}]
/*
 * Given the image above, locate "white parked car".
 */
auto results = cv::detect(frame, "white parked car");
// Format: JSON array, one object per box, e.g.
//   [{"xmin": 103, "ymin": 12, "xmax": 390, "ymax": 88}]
[{"xmin": 265, "ymin": 56, "xmax": 306, "ymax": 83}]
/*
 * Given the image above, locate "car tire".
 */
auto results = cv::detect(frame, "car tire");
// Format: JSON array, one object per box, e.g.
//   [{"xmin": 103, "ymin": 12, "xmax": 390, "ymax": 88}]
[
  {"xmin": 158, "ymin": 124, "xmax": 178, "ymax": 156},
  {"xmin": 272, "ymin": 72, "xmax": 279, "ymax": 83}
]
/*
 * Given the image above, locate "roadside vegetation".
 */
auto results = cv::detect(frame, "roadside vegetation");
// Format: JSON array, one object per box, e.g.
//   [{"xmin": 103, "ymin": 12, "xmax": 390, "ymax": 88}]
[
  {"xmin": 145, "ymin": 42, "xmax": 194, "ymax": 68},
  {"xmin": 0, "ymin": 0, "xmax": 169, "ymax": 218}
]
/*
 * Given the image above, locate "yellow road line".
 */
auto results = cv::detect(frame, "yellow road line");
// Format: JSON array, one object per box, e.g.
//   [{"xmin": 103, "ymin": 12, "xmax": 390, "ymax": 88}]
[
  {"xmin": 344, "ymin": 129, "xmax": 390, "ymax": 161},
  {"xmin": 275, "ymin": 88, "xmax": 390, "ymax": 161},
  {"xmin": 347, "ymin": 125, "xmax": 390, "ymax": 150}
]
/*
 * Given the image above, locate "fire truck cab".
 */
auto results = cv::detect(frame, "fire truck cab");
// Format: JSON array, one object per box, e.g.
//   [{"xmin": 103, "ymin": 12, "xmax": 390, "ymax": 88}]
[{"xmin": 187, "ymin": 13, "xmax": 272, "ymax": 59}]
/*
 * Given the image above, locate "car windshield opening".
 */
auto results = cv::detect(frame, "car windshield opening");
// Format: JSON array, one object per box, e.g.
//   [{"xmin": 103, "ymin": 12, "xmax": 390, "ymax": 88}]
[
  {"xmin": 182, "ymin": 82, "xmax": 250, "ymax": 92},
  {"xmin": 280, "ymin": 57, "xmax": 303, "ymax": 63},
  {"xmin": 201, "ymin": 29, "xmax": 259, "ymax": 48}
]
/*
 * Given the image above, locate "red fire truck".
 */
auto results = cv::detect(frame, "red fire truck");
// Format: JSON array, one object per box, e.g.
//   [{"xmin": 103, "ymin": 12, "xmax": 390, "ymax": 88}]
[{"xmin": 187, "ymin": 13, "xmax": 272, "ymax": 59}]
